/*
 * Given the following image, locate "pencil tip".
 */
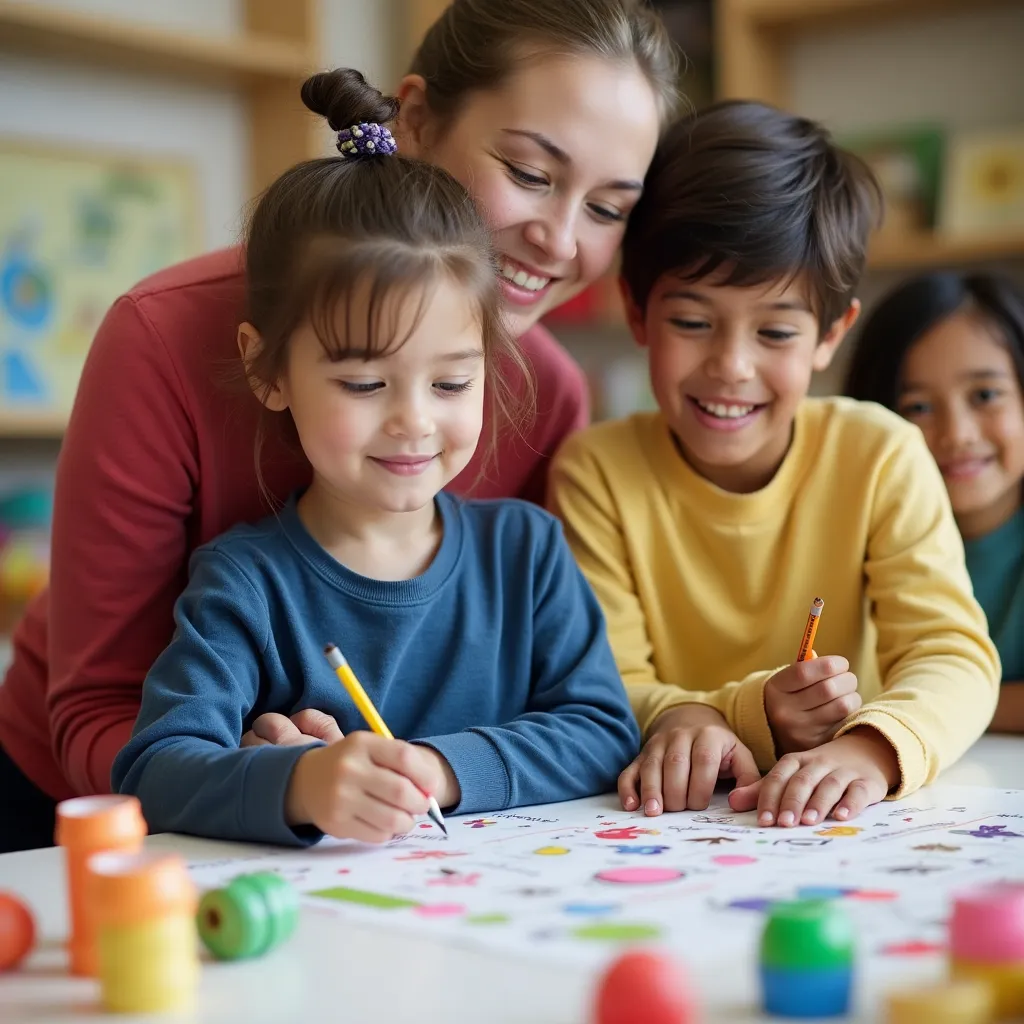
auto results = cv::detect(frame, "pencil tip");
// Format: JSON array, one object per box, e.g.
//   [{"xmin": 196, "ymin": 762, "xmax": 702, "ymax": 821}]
[{"xmin": 323, "ymin": 643, "xmax": 335, "ymax": 654}]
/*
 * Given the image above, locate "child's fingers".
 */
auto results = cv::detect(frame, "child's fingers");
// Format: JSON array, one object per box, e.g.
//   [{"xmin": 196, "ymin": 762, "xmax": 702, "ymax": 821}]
[
  {"xmin": 796, "ymin": 672, "xmax": 859, "ymax": 712},
  {"xmin": 618, "ymin": 759, "xmax": 642, "ymax": 811},
  {"xmin": 755, "ymin": 757, "xmax": 801, "ymax": 825},
  {"xmin": 774, "ymin": 762, "xmax": 835, "ymax": 828},
  {"xmin": 771, "ymin": 656, "xmax": 850, "ymax": 694},
  {"xmin": 364, "ymin": 767, "xmax": 430, "ymax": 817},
  {"xmin": 242, "ymin": 712, "xmax": 300, "ymax": 747},
  {"xmin": 809, "ymin": 691, "xmax": 863, "ymax": 723},
  {"xmin": 638, "ymin": 740, "xmax": 669, "ymax": 816},
  {"xmin": 799, "ymin": 770, "xmax": 853, "ymax": 825},
  {"xmin": 833, "ymin": 778, "xmax": 880, "ymax": 821},
  {"xmin": 728, "ymin": 742, "xmax": 762, "ymax": 791},
  {"xmin": 369, "ymin": 738, "xmax": 440, "ymax": 798},
  {"xmin": 660, "ymin": 733, "xmax": 696, "ymax": 812},
  {"xmin": 728, "ymin": 776, "xmax": 761, "ymax": 812},
  {"xmin": 684, "ymin": 734, "xmax": 725, "ymax": 810},
  {"xmin": 346, "ymin": 815, "xmax": 398, "ymax": 845},
  {"xmin": 350, "ymin": 795, "xmax": 416, "ymax": 838},
  {"xmin": 289, "ymin": 708, "xmax": 345, "ymax": 743}
]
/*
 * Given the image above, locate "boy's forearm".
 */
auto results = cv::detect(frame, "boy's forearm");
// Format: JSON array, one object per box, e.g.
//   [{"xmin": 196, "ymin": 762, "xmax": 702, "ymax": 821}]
[{"xmin": 989, "ymin": 684, "xmax": 1024, "ymax": 734}]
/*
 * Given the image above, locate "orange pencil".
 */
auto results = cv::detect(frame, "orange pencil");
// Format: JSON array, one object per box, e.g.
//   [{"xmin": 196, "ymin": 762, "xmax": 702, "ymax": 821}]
[{"xmin": 796, "ymin": 597, "xmax": 824, "ymax": 662}]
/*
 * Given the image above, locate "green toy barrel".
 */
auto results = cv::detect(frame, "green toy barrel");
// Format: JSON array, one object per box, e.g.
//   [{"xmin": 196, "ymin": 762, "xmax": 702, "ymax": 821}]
[
  {"xmin": 760, "ymin": 899, "xmax": 855, "ymax": 970},
  {"xmin": 197, "ymin": 872, "xmax": 299, "ymax": 961}
]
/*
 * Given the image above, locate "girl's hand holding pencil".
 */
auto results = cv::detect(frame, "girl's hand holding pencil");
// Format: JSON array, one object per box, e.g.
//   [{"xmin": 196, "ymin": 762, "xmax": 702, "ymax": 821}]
[{"xmin": 285, "ymin": 733, "xmax": 447, "ymax": 843}]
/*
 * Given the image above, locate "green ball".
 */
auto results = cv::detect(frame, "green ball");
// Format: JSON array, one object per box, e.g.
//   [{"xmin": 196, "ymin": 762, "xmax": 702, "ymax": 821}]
[
  {"xmin": 197, "ymin": 872, "xmax": 300, "ymax": 961},
  {"xmin": 760, "ymin": 899, "xmax": 855, "ymax": 970}
]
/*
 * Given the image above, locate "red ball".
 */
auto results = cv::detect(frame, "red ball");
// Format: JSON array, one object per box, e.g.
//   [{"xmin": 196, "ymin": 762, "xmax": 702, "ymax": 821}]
[
  {"xmin": 594, "ymin": 950, "xmax": 695, "ymax": 1024},
  {"xmin": 0, "ymin": 893, "xmax": 35, "ymax": 971}
]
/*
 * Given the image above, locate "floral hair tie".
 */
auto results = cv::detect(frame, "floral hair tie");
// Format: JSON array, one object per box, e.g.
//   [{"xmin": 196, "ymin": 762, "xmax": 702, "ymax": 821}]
[{"xmin": 336, "ymin": 122, "xmax": 398, "ymax": 159}]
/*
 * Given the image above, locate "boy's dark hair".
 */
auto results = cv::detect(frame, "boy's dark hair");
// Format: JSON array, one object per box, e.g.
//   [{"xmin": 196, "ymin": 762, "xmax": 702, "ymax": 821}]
[
  {"xmin": 621, "ymin": 100, "xmax": 883, "ymax": 330},
  {"xmin": 845, "ymin": 271, "xmax": 1024, "ymax": 411},
  {"xmin": 241, "ymin": 68, "xmax": 529, "ymax": 498}
]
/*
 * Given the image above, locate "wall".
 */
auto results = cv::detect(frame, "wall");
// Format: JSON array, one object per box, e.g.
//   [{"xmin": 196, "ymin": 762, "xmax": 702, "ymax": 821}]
[
  {"xmin": 0, "ymin": 0, "xmax": 393, "ymax": 670},
  {"xmin": 0, "ymin": 0, "xmax": 395, "ymax": 252}
]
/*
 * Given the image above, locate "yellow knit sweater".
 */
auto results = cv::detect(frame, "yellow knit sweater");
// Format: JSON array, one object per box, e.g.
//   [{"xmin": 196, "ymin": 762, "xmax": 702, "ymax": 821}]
[{"xmin": 548, "ymin": 397, "xmax": 1000, "ymax": 798}]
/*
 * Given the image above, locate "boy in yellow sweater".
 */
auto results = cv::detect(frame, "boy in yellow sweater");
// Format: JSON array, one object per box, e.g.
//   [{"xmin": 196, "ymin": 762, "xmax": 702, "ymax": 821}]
[{"xmin": 548, "ymin": 101, "xmax": 999, "ymax": 828}]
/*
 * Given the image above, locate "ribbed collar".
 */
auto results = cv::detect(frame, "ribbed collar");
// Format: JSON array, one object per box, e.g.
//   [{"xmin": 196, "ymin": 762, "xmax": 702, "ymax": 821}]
[
  {"xmin": 641, "ymin": 404, "xmax": 816, "ymax": 525},
  {"xmin": 277, "ymin": 490, "xmax": 464, "ymax": 605}
]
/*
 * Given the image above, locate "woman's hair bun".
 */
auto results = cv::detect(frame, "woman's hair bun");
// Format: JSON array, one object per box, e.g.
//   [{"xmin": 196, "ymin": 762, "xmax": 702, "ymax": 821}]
[{"xmin": 300, "ymin": 68, "xmax": 399, "ymax": 132}]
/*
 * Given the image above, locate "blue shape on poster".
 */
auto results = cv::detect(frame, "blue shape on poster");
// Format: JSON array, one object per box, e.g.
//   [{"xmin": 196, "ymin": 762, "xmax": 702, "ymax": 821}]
[
  {"xmin": 1, "ymin": 256, "xmax": 54, "ymax": 332},
  {"xmin": 949, "ymin": 824, "xmax": 1023, "ymax": 839},
  {"xmin": 612, "ymin": 844, "xmax": 671, "ymax": 855},
  {"xmin": 729, "ymin": 897, "xmax": 776, "ymax": 912},
  {"xmin": 798, "ymin": 886, "xmax": 853, "ymax": 901},
  {"xmin": 563, "ymin": 903, "xmax": 619, "ymax": 916},
  {"xmin": 2, "ymin": 351, "xmax": 46, "ymax": 401}
]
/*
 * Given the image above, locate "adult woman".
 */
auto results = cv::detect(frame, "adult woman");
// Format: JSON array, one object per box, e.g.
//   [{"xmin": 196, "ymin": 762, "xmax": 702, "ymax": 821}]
[{"xmin": 0, "ymin": 0, "xmax": 677, "ymax": 852}]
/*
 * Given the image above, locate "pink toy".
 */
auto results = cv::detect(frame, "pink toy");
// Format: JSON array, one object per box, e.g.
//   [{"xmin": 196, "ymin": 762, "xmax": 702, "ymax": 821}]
[{"xmin": 950, "ymin": 884, "xmax": 1024, "ymax": 963}]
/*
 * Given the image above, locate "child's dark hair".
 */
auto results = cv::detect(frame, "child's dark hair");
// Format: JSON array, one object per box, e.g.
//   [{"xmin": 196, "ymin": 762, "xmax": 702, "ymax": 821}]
[
  {"xmin": 845, "ymin": 272, "xmax": 1024, "ymax": 410},
  {"xmin": 242, "ymin": 68, "xmax": 528, "ymax": 492},
  {"xmin": 620, "ymin": 100, "xmax": 883, "ymax": 330}
]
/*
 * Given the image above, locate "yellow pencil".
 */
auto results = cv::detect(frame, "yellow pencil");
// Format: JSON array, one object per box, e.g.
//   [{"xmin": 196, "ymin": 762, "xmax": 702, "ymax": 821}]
[
  {"xmin": 323, "ymin": 643, "xmax": 447, "ymax": 836},
  {"xmin": 796, "ymin": 597, "xmax": 824, "ymax": 662}
]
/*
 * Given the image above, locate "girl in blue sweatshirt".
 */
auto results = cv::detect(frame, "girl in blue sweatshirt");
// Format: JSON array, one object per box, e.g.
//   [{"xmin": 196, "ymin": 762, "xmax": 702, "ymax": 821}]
[{"xmin": 112, "ymin": 69, "xmax": 638, "ymax": 846}]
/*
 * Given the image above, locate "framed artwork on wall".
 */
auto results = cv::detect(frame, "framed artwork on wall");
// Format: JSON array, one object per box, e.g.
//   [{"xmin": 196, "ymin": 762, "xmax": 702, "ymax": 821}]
[
  {"xmin": 0, "ymin": 139, "xmax": 201, "ymax": 427},
  {"xmin": 939, "ymin": 126, "xmax": 1024, "ymax": 237}
]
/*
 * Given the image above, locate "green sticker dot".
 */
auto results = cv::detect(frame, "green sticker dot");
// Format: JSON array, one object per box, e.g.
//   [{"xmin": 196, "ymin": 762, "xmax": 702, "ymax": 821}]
[
  {"xmin": 466, "ymin": 913, "xmax": 510, "ymax": 925},
  {"xmin": 573, "ymin": 922, "xmax": 662, "ymax": 942},
  {"xmin": 309, "ymin": 886, "xmax": 419, "ymax": 910}
]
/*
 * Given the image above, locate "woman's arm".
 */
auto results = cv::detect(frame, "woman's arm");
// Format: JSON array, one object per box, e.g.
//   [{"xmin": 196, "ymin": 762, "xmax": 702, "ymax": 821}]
[{"xmin": 46, "ymin": 296, "xmax": 200, "ymax": 794}]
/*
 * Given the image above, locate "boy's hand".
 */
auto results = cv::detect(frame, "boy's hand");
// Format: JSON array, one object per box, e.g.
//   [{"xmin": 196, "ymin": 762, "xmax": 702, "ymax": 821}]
[
  {"xmin": 618, "ymin": 704, "xmax": 761, "ymax": 816},
  {"xmin": 764, "ymin": 655, "xmax": 862, "ymax": 754},
  {"xmin": 729, "ymin": 727, "xmax": 900, "ymax": 826},
  {"xmin": 241, "ymin": 709, "xmax": 344, "ymax": 747},
  {"xmin": 285, "ymin": 732, "xmax": 445, "ymax": 842}
]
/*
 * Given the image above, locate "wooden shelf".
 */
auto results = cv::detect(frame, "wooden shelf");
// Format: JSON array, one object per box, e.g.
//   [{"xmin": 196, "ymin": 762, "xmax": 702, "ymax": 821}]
[
  {"xmin": 716, "ymin": 0, "xmax": 1020, "ymax": 106},
  {"xmin": 0, "ymin": 413, "xmax": 67, "ymax": 440},
  {"xmin": 730, "ymin": 0, "xmax": 1020, "ymax": 31},
  {"xmin": 0, "ymin": 2, "xmax": 315, "ymax": 86},
  {"xmin": 869, "ymin": 231, "xmax": 1024, "ymax": 270}
]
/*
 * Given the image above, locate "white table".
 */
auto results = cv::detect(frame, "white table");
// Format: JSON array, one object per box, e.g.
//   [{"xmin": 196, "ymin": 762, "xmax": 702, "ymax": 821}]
[{"xmin": 1, "ymin": 735, "xmax": 1021, "ymax": 1024}]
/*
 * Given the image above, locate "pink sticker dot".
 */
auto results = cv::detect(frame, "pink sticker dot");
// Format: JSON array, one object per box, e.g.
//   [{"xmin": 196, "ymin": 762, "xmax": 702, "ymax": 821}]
[
  {"xmin": 418, "ymin": 823, "xmax": 432, "ymax": 829},
  {"xmin": 414, "ymin": 903, "xmax": 465, "ymax": 918},
  {"xmin": 336, "ymin": 868, "xmax": 351, "ymax": 875},
  {"xmin": 713, "ymin": 855, "xmax": 757, "ymax": 866},
  {"xmin": 848, "ymin": 889, "xmax": 898, "ymax": 902},
  {"xmin": 596, "ymin": 866, "xmax": 683, "ymax": 885}
]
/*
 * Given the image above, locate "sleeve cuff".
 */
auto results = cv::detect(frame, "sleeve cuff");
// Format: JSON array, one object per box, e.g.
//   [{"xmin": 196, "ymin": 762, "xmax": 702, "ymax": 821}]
[
  {"xmin": 241, "ymin": 743, "xmax": 325, "ymax": 847},
  {"xmin": 415, "ymin": 731, "xmax": 511, "ymax": 815},
  {"xmin": 835, "ymin": 709, "xmax": 926, "ymax": 799},
  {"xmin": 732, "ymin": 670, "xmax": 779, "ymax": 772}
]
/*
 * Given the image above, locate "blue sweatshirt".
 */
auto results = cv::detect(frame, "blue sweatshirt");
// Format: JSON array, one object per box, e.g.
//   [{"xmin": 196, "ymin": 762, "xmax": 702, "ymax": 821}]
[{"xmin": 112, "ymin": 492, "xmax": 639, "ymax": 846}]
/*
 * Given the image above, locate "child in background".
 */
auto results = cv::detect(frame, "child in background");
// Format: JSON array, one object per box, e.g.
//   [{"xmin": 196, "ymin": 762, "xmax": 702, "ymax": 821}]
[
  {"xmin": 549, "ymin": 101, "xmax": 1000, "ymax": 829},
  {"xmin": 846, "ymin": 272, "xmax": 1024, "ymax": 734},
  {"xmin": 112, "ymin": 69, "xmax": 639, "ymax": 846}
]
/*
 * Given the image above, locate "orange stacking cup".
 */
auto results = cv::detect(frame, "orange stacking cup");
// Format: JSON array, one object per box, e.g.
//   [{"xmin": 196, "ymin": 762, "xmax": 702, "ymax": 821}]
[
  {"xmin": 54, "ymin": 795, "xmax": 146, "ymax": 976},
  {"xmin": 88, "ymin": 851, "xmax": 199, "ymax": 1013}
]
